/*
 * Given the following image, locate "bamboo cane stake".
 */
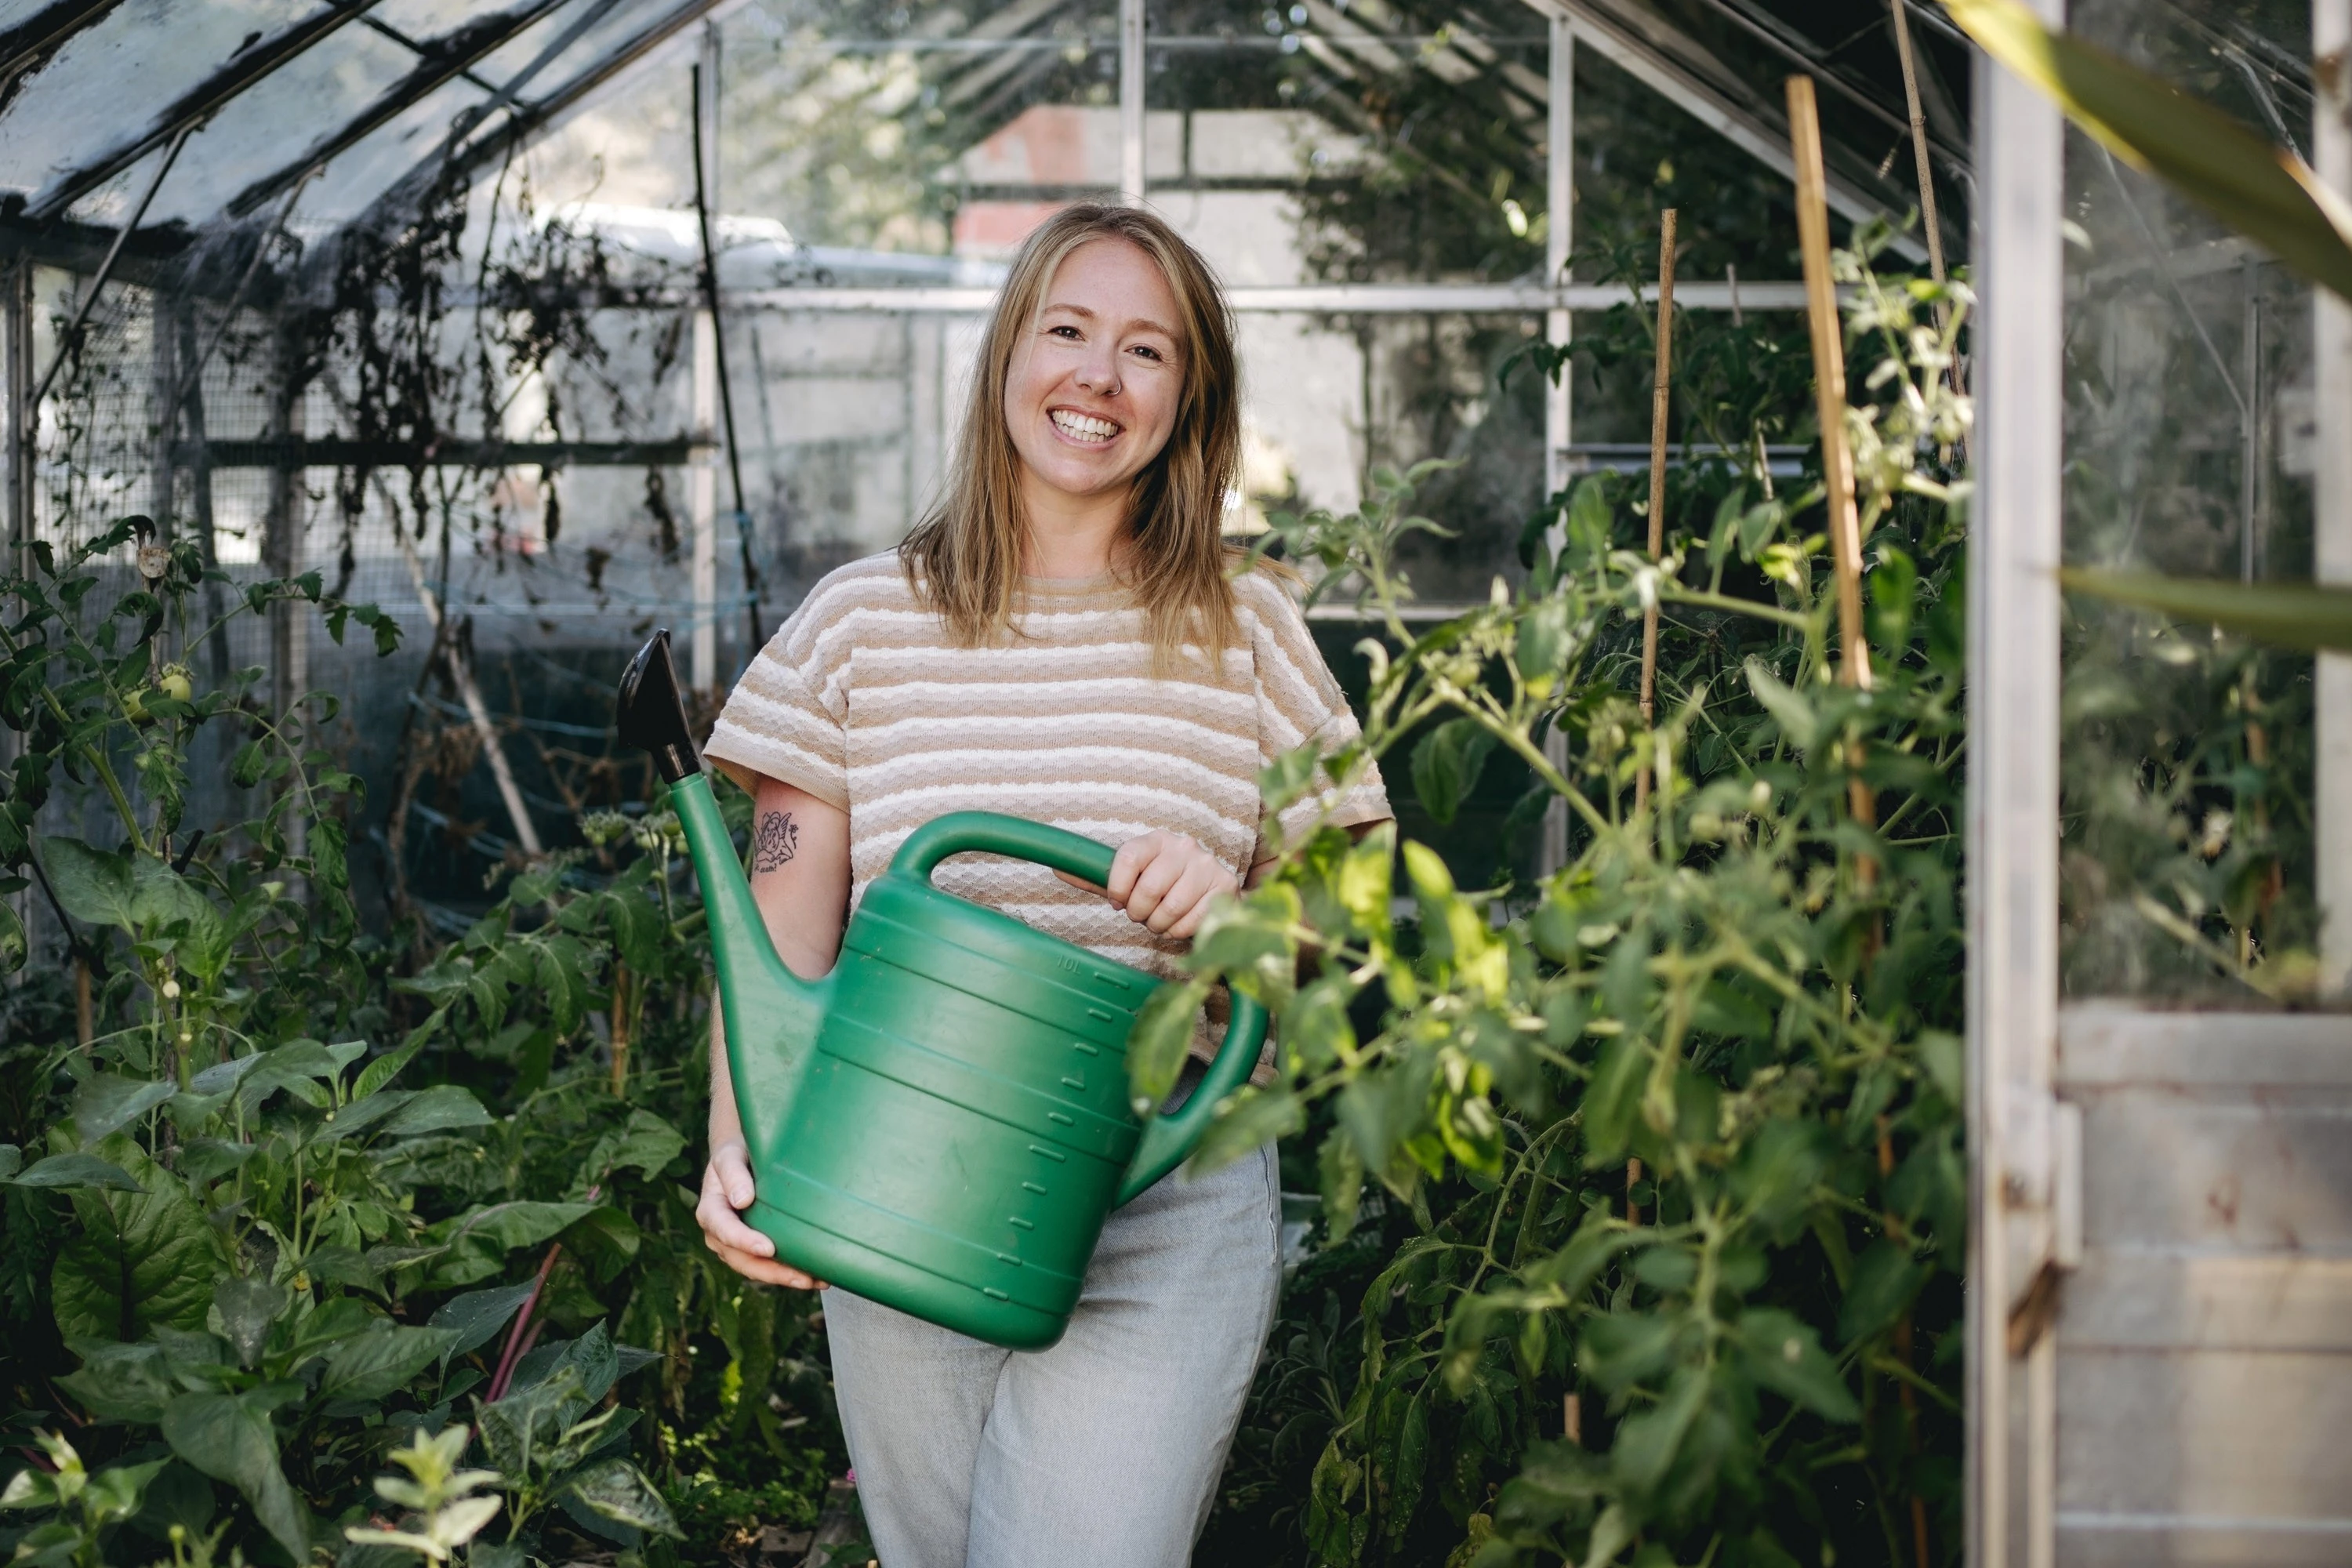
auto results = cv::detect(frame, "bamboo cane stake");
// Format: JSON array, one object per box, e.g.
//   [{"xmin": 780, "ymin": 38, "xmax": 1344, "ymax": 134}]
[
  {"xmin": 1889, "ymin": 0, "xmax": 1958, "ymax": 402},
  {"xmin": 1787, "ymin": 78, "xmax": 1882, "ymax": 855},
  {"xmin": 1788, "ymin": 80, "xmax": 1871, "ymax": 697},
  {"xmin": 611, "ymin": 960, "xmax": 632, "ymax": 1095},
  {"xmin": 1635, "ymin": 208, "xmax": 1679, "ymax": 818},
  {"xmin": 1888, "ymin": 0, "xmax": 1947, "ymax": 295}
]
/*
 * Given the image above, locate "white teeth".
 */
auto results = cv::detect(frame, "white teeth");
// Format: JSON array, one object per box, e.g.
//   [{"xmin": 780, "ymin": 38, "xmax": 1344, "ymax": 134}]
[{"xmin": 1051, "ymin": 409, "xmax": 1118, "ymax": 442}]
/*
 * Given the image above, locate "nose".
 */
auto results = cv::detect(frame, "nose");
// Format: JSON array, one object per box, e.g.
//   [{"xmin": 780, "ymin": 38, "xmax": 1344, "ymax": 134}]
[{"xmin": 1074, "ymin": 344, "xmax": 1120, "ymax": 397}]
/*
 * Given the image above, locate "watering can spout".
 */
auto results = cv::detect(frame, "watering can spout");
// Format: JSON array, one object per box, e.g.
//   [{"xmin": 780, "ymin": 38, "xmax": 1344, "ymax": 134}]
[{"xmin": 618, "ymin": 631, "xmax": 823, "ymax": 1155}]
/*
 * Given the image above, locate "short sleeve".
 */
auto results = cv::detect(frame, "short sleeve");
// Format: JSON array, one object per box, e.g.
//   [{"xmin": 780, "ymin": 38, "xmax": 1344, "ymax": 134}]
[
  {"xmin": 1241, "ymin": 572, "xmax": 1392, "ymax": 856},
  {"xmin": 702, "ymin": 570, "xmax": 859, "ymax": 811}
]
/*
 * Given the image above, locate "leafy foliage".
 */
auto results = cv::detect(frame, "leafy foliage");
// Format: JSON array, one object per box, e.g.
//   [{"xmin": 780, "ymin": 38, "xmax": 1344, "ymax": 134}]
[
  {"xmin": 0, "ymin": 526, "xmax": 842, "ymax": 1566},
  {"xmin": 1192, "ymin": 240, "xmax": 1969, "ymax": 1566}
]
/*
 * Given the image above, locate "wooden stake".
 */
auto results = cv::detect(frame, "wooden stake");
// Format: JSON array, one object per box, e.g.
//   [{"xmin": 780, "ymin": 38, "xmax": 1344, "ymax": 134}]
[
  {"xmin": 74, "ymin": 956, "xmax": 93, "ymax": 1048},
  {"xmin": 1635, "ymin": 208, "xmax": 1678, "ymax": 817},
  {"xmin": 1626, "ymin": 1156, "xmax": 1642, "ymax": 1225},
  {"xmin": 1888, "ymin": 1, "xmax": 1947, "ymax": 295},
  {"xmin": 1563, "ymin": 1392, "xmax": 1583, "ymax": 1445},
  {"xmin": 610, "ymin": 960, "xmax": 632, "ymax": 1095},
  {"xmin": 1788, "ymin": 78, "xmax": 1882, "ymax": 869},
  {"xmin": 1889, "ymin": 0, "xmax": 1958, "ymax": 404},
  {"xmin": 1788, "ymin": 80, "xmax": 1871, "ymax": 697}
]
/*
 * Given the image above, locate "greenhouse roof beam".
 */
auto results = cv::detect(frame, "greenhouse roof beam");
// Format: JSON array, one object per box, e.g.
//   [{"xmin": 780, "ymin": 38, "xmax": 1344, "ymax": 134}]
[
  {"xmin": 353, "ymin": 13, "xmax": 502, "ymax": 97},
  {"xmin": 223, "ymin": 0, "xmax": 572, "ymax": 219},
  {"xmin": 1515, "ymin": 0, "xmax": 1929, "ymax": 263},
  {"xmin": 0, "ymin": 0, "xmax": 125, "ymax": 96},
  {"xmin": 387, "ymin": 0, "xmax": 744, "ymax": 207},
  {"xmin": 1683, "ymin": 0, "xmax": 1968, "ymax": 176},
  {"xmin": 25, "ymin": 0, "xmax": 388, "ymax": 223}
]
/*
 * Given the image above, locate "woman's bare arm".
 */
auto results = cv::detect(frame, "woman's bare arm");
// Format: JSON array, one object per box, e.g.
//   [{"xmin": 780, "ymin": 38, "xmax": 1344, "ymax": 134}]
[{"xmin": 695, "ymin": 773, "xmax": 851, "ymax": 1290}]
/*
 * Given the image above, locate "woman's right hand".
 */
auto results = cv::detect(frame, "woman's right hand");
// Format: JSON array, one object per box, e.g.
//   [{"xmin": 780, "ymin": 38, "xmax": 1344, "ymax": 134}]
[{"xmin": 695, "ymin": 1139, "xmax": 826, "ymax": 1290}]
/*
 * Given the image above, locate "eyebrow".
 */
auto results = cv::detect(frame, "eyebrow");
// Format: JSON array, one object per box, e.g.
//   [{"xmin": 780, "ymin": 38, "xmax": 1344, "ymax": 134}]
[{"xmin": 1040, "ymin": 299, "xmax": 1181, "ymax": 342}]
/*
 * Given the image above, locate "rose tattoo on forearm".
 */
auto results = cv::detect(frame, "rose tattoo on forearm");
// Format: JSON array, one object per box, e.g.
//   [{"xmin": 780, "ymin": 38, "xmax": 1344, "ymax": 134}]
[{"xmin": 753, "ymin": 809, "xmax": 798, "ymax": 873}]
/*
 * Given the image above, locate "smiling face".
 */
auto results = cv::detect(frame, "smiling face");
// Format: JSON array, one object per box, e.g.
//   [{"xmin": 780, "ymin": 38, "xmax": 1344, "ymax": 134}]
[{"xmin": 1000, "ymin": 236, "xmax": 1188, "ymax": 524}]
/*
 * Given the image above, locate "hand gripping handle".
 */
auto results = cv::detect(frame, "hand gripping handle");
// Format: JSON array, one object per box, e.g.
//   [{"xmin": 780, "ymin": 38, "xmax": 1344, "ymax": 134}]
[{"xmin": 887, "ymin": 811, "xmax": 1269, "ymax": 1206}]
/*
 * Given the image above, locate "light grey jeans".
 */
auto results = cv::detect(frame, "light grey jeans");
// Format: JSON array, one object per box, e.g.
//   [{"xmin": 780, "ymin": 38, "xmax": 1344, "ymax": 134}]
[{"xmin": 820, "ymin": 1139, "xmax": 1283, "ymax": 1568}]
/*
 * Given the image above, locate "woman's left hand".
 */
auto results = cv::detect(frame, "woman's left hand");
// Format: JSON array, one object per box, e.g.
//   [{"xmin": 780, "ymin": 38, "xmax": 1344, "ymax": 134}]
[{"xmin": 1060, "ymin": 829, "xmax": 1236, "ymax": 940}]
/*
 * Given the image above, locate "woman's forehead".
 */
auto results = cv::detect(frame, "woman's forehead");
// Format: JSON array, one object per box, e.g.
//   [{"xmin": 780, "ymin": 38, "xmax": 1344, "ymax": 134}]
[{"xmin": 1040, "ymin": 238, "xmax": 1181, "ymax": 334}]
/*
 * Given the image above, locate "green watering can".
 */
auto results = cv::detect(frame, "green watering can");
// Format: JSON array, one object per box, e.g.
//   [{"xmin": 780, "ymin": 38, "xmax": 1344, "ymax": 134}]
[{"xmin": 617, "ymin": 631, "xmax": 1268, "ymax": 1350}]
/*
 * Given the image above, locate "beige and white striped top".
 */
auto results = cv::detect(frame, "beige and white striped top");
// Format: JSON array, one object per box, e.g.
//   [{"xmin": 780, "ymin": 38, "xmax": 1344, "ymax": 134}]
[{"xmin": 702, "ymin": 552, "xmax": 1389, "ymax": 1059}]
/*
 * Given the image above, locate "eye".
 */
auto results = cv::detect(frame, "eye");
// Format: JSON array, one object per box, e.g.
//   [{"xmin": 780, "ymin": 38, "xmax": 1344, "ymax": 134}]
[
  {"xmin": 1046, "ymin": 323, "xmax": 1081, "ymax": 339},
  {"xmin": 1130, "ymin": 343, "xmax": 1167, "ymax": 363}
]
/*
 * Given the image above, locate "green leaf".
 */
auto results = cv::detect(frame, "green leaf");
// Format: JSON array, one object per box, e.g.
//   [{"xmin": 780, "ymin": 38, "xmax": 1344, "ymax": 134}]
[
  {"xmin": 5, "ymin": 1153, "xmax": 140, "ymax": 1192},
  {"xmin": 1738, "ymin": 1308, "xmax": 1859, "ymax": 1421},
  {"xmin": 583, "ymin": 1109, "xmax": 688, "ymax": 1187},
  {"xmin": 1530, "ymin": 1216, "xmax": 1637, "ymax": 1305},
  {"xmin": 212, "ymin": 1278, "xmax": 289, "ymax": 1370},
  {"xmin": 316, "ymin": 1323, "xmax": 458, "ymax": 1403},
  {"xmin": 159, "ymin": 1391, "xmax": 308, "ymax": 1559},
  {"xmin": 38, "ymin": 836, "xmax": 135, "ymax": 927},
  {"xmin": 53, "ymin": 1149, "xmax": 229, "ymax": 1342},
  {"xmin": 413, "ymin": 1201, "xmax": 594, "ymax": 1289},
  {"xmin": 1838, "ymin": 1242, "xmax": 1928, "ymax": 1346},
  {"xmin": 1944, "ymin": 0, "xmax": 2352, "ymax": 303},
  {"xmin": 56, "ymin": 1341, "xmax": 174, "ymax": 1423},
  {"xmin": 1610, "ymin": 1365, "xmax": 1708, "ymax": 1497},
  {"xmin": 564, "ymin": 1458, "xmax": 682, "ymax": 1539},
  {"xmin": 428, "ymin": 1283, "xmax": 538, "ymax": 1363},
  {"xmin": 1742, "ymin": 658, "xmax": 1817, "ymax": 751},
  {"xmin": 1189, "ymin": 1087, "xmax": 1304, "ymax": 1174},
  {"xmin": 376, "ymin": 1085, "xmax": 490, "ymax": 1138},
  {"xmin": 74, "ymin": 1074, "xmax": 178, "ymax": 1142},
  {"xmin": 353, "ymin": 1011, "xmax": 444, "ymax": 1100},
  {"xmin": 1279, "ymin": 977, "xmax": 1357, "ymax": 1077},
  {"xmin": 1581, "ymin": 1035, "xmax": 1648, "ymax": 1166},
  {"xmin": 1577, "ymin": 1311, "xmax": 1679, "ymax": 1394},
  {"xmin": 557, "ymin": 1205, "xmax": 644, "ymax": 1280},
  {"xmin": 1127, "ymin": 978, "xmax": 1210, "ymax": 1112},
  {"xmin": 0, "ymin": 899, "xmax": 24, "ymax": 975},
  {"xmin": 1411, "ymin": 718, "xmax": 1497, "ymax": 826},
  {"xmin": 187, "ymin": 1053, "xmax": 267, "ymax": 1098},
  {"xmin": 130, "ymin": 857, "xmax": 221, "ymax": 953},
  {"xmin": 2060, "ymin": 568, "xmax": 2352, "ymax": 653},
  {"xmin": 1318, "ymin": 1130, "xmax": 1364, "ymax": 1247}
]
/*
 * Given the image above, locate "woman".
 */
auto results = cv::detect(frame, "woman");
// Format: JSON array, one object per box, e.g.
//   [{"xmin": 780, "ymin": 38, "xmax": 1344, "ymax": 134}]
[{"xmin": 692, "ymin": 202, "xmax": 1389, "ymax": 1567}]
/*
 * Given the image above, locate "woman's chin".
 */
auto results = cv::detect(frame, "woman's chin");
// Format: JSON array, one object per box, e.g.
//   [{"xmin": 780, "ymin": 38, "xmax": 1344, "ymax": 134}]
[{"xmin": 1025, "ymin": 458, "xmax": 1133, "ymax": 503}]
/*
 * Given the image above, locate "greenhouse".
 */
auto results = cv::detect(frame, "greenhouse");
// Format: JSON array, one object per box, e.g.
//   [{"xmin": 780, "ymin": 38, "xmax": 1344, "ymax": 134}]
[{"xmin": 0, "ymin": 0, "xmax": 2345, "ymax": 1564}]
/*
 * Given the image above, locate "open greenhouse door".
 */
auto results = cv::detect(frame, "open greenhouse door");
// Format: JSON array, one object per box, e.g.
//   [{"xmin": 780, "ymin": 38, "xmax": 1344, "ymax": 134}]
[{"xmin": 1972, "ymin": 3, "xmax": 2352, "ymax": 1563}]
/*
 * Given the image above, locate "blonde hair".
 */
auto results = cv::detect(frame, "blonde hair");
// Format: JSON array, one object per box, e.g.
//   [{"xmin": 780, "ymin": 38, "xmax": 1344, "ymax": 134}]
[{"xmin": 898, "ymin": 203, "xmax": 1244, "ymax": 660}]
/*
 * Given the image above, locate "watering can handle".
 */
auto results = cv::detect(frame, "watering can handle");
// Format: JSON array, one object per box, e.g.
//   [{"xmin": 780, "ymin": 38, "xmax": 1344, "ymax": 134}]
[
  {"xmin": 895, "ymin": 811, "xmax": 1119, "ymax": 891},
  {"xmin": 891, "ymin": 812, "xmax": 1270, "ymax": 1207}
]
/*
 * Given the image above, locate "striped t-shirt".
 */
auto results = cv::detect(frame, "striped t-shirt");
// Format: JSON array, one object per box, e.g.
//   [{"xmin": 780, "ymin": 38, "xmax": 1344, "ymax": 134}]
[{"xmin": 702, "ymin": 552, "xmax": 1390, "ymax": 1062}]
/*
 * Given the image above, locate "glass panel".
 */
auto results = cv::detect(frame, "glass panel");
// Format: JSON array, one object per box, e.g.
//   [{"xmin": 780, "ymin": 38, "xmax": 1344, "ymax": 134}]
[
  {"xmin": 298, "ymin": 76, "xmax": 492, "ymax": 221},
  {"xmin": 462, "ymin": 0, "xmax": 654, "ymax": 101},
  {"xmin": 1252, "ymin": 310, "xmax": 1546, "ymax": 603},
  {"xmin": 712, "ymin": 0, "xmax": 1120, "ymax": 267},
  {"xmin": 67, "ymin": 24, "xmax": 432, "ymax": 227},
  {"xmin": 2059, "ymin": 0, "xmax": 2322, "ymax": 1005},
  {"xmin": 1145, "ymin": 0, "xmax": 1549, "ymax": 286},
  {"xmin": 0, "ymin": 0, "xmax": 316, "ymax": 213}
]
